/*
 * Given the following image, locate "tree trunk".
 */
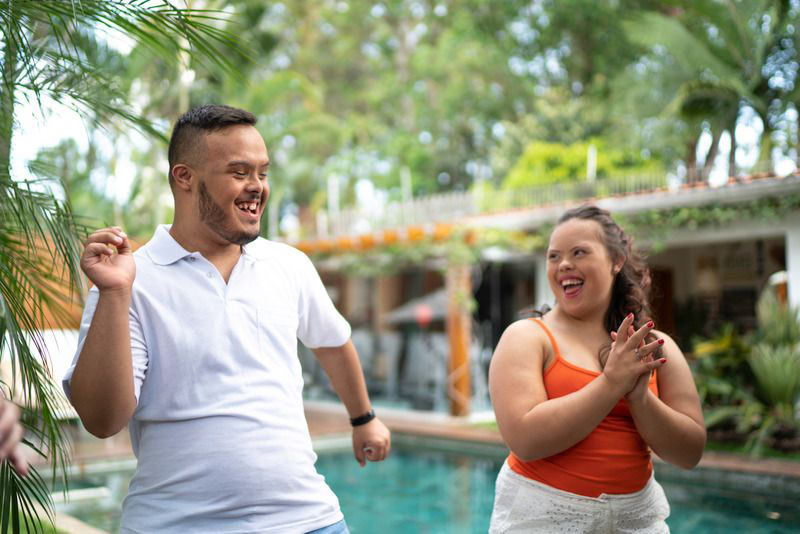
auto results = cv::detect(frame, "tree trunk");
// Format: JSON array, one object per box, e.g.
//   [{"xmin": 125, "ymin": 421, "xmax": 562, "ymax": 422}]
[
  {"xmin": 728, "ymin": 126, "xmax": 737, "ymax": 178},
  {"xmin": 796, "ymin": 103, "xmax": 800, "ymax": 167},
  {"xmin": 756, "ymin": 111, "xmax": 774, "ymax": 174},
  {"xmin": 701, "ymin": 129, "xmax": 722, "ymax": 182},
  {"xmin": 686, "ymin": 136, "xmax": 699, "ymax": 184},
  {"xmin": 758, "ymin": 129, "xmax": 773, "ymax": 174}
]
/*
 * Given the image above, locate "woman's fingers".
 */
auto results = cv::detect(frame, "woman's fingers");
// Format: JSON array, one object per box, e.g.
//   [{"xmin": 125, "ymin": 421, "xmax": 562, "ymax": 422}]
[
  {"xmin": 637, "ymin": 338, "xmax": 665, "ymax": 360},
  {"xmin": 615, "ymin": 313, "xmax": 634, "ymax": 344},
  {"xmin": 644, "ymin": 356, "xmax": 667, "ymax": 372},
  {"xmin": 625, "ymin": 320, "xmax": 654, "ymax": 353}
]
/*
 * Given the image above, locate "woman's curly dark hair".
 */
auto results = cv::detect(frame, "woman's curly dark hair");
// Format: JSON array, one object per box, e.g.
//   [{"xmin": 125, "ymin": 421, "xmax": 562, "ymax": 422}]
[{"xmin": 556, "ymin": 205, "xmax": 655, "ymax": 366}]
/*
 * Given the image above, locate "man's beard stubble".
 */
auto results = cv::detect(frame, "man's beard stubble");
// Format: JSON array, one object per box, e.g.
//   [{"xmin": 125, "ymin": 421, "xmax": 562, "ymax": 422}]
[{"xmin": 198, "ymin": 181, "xmax": 260, "ymax": 246}]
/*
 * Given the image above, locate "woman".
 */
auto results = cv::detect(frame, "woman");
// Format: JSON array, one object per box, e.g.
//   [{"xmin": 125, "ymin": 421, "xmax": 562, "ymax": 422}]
[{"xmin": 489, "ymin": 205, "xmax": 705, "ymax": 533}]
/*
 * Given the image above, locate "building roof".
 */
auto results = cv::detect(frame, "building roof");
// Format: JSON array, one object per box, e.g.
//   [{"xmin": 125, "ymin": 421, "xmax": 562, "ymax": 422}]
[{"xmin": 290, "ymin": 170, "xmax": 800, "ymax": 253}]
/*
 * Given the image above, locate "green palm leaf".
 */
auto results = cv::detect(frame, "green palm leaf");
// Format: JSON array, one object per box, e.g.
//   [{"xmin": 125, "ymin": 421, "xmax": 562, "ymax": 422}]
[{"xmin": 1, "ymin": 2, "xmax": 252, "ymax": 531}]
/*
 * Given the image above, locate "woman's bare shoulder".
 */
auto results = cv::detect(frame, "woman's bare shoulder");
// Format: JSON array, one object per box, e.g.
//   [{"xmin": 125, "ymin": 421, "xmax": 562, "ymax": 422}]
[
  {"xmin": 492, "ymin": 318, "xmax": 549, "ymax": 367},
  {"xmin": 651, "ymin": 329, "xmax": 685, "ymax": 357}
]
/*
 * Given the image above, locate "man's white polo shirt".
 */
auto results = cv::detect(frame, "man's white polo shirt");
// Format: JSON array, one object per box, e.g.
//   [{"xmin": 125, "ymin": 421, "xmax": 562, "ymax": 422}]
[{"xmin": 63, "ymin": 225, "xmax": 351, "ymax": 534}]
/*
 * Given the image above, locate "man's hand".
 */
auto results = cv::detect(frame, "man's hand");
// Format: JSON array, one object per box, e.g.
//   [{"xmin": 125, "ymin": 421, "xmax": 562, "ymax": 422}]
[
  {"xmin": 0, "ymin": 398, "xmax": 28, "ymax": 476},
  {"xmin": 352, "ymin": 417, "xmax": 391, "ymax": 467},
  {"xmin": 81, "ymin": 226, "xmax": 135, "ymax": 291}
]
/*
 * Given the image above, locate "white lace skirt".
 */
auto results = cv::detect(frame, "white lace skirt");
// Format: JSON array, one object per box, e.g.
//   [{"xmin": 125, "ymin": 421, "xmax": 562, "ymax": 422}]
[{"xmin": 489, "ymin": 461, "xmax": 670, "ymax": 534}]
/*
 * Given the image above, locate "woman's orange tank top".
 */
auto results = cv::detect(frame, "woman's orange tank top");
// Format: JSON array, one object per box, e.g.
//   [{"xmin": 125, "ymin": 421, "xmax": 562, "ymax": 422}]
[{"xmin": 507, "ymin": 318, "xmax": 658, "ymax": 497}]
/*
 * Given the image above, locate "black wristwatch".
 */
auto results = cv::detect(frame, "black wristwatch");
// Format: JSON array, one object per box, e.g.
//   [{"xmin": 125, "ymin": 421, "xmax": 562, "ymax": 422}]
[{"xmin": 350, "ymin": 409, "xmax": 376, "ymax": 427}]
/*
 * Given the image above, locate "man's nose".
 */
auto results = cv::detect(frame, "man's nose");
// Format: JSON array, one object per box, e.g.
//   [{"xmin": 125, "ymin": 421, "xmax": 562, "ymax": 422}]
[{"xmin": 246, "ymin": 174, "xmax": 263, "ymax": 193}]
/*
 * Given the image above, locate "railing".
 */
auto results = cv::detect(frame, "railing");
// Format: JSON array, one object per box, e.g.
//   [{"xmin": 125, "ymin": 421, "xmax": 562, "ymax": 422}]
[
  {"xmin": 474, "ymin": 173, "xmax": 669, "ymax": 214},
  {"xmin": 307, "ymin": 173, "xmax": 670, "ymax": 240}
]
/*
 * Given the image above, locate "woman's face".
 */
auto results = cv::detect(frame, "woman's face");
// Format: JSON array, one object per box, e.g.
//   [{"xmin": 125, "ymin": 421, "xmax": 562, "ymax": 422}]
[{"xmin": 546, "ymin": 218, "xmax": 621, "ymax": 319}]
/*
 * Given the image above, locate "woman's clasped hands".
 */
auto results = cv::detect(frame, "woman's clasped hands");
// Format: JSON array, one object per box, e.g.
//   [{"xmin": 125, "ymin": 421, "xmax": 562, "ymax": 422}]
[{"xmin": 603, "ymin": 313, "xmax": 666, "ymax": 403}]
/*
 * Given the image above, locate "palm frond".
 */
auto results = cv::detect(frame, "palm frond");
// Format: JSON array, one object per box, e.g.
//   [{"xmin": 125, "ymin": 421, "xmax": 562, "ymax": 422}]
[
  {"xmin": 0, "ymin": 2, "xmax": 254, "ymax": 529},
  {"xmin": 0, "ymin": 462, "xmax": 54, "ymax": 534},
  {"xmin": 0, "ymin": 173, "xmax": 84, "ymax": 530},
  {"xmin": 624, "ymin": 11, "xmax": 752, "ymax": 99}
]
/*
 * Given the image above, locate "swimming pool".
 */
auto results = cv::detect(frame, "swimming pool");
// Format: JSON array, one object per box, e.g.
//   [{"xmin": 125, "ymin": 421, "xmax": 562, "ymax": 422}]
[{"xmin": 54, "ymin": 439, "xmax": 800, "ymax": 533}]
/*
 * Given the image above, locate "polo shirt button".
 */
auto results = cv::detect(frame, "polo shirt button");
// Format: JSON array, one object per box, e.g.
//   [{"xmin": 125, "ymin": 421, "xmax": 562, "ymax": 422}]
[{"xmin": 189, "ymin": 257, "xmax": 196, "ymax": 261}]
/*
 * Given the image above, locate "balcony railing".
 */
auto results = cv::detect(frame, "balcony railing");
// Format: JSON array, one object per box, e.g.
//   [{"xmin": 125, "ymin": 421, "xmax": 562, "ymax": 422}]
[{"xmin": 311, "ymin": 173, "xmax": 670, "ymax": 240}]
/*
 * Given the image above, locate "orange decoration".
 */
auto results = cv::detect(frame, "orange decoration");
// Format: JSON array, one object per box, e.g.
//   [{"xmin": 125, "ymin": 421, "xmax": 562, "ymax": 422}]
[
  {"xmin": 358, "ymin": 234, "xmax": 375, "ymax": 250},
  {"xmin": 406, "ymin": 226, "xmax": 425, "ymax": 242},
  {"xmin": 463, "ymin": 229, "xmax": 477, "ymax": 245},
  {"xmin": 336, "ymin": 236, "xmax": 354, "ymax": 251},
  {"xmin": 433, "ymin": 223, "xmax": 453, "ymax": 241},
  {"xmin": 295, "ymin": 241, "xmax": 315, "ymax": 254},
  {"xmin": 382, "ymin": 229, "xmax": 399, "ymax": 245},
  {"xmin": 316, "ymin": 239, "xmax": 333, "ymax": 253}
]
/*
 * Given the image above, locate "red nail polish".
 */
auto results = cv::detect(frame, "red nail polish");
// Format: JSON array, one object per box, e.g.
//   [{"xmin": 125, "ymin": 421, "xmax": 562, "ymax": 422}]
[
  {"xmin": 658, "ymin": 339, "xmax": 665, "ymax": 345},
  {"xmin": 627, "ymin": 313, "xmax": 634, "ymax": 320},
  {"xmin": 660, "ymin": 358, "xmax": 667, "ymax": 363},
  {"xmin": 646, "ymin": 321, "xmax": 654, "ymax": 328}
]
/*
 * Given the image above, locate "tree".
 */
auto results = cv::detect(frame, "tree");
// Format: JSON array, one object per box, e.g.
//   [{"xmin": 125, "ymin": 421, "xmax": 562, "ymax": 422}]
[
  {"xmin": 0, "ymin": 2, "xmax": 245, "ymax": 531},
  {"xmin": 502, "ymin": 139, "xmax": 663, "ymax": 190},
  {"xmin": 621, "ymin": 0, "xmax": 798, "ymax": 178},
  {"xmin": 209, "ymin": 0, "xmax": 535, "ymax": 209}
]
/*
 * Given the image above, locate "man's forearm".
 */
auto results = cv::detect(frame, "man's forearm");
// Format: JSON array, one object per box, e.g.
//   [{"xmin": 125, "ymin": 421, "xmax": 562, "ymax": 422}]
[
  {"xmin": 70, "ymin": 289, "xmax": 137, "ymax": 438},
  {"xmin": 313, "ymin": 340, "xmax": 372, "ymax": 417}
]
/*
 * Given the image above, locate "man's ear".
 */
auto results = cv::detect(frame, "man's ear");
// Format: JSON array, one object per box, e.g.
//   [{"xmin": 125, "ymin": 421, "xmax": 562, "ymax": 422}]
[{"xmin": 171, "ymin": 164, "xmax": 194, "ymax": 192}]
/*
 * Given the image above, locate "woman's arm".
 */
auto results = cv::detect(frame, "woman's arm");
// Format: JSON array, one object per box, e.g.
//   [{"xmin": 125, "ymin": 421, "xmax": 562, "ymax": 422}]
[
  {"xmin": 489, "ymin": 317, "xmax": 663, "ymax": 461},
  {"xmin": 627, "ymin": 331, "xmax": 706, "ymax": 468}
]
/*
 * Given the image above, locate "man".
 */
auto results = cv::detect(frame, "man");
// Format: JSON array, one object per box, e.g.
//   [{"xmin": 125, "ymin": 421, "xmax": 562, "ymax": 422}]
[
  {"xmin": 0, "ymin": 395, "xmax": 28, "ymax": 476},
  {"xmin": 63, "ymin": 105, "xmax": 390, "ymax": 534}
]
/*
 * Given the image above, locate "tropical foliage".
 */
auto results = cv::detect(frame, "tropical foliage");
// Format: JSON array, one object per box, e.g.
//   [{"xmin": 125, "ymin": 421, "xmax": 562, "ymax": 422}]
[
  {"xmin": 502, "ymin": 139, "xmax": 663, "ymax": 189},
  {"xmin": 692, "ymin": 290, "xmax": 800, "ymax": 456},
  {"xmin": 1, "ymin": 1, "xmax": 799, "ymax": 529},
  {"xmin": 21, "ymin": 1, "xmax": 800, "ymax": 244},
  {"xmin": 0, "ymin": 1, "xmax": 246, "ymax": 531}
]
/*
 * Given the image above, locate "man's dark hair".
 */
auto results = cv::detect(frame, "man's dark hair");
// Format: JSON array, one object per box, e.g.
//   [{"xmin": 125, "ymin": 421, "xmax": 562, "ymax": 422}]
[{"xmin": 167, "ymin": 104, "xmax": 257, "ymax": 185}]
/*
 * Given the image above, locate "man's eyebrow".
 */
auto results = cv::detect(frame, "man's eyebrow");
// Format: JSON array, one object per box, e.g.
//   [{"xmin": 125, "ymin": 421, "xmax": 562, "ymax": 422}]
[{"xmin": 225, "ymin": 160, "xmax": 270, "ymax": 168}]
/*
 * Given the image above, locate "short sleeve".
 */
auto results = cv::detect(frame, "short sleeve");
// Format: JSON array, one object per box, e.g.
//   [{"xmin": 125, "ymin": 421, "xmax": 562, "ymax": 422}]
[
  {"xmin": 295, "ymin": 252, "xmax": 351, "ymax": 348},
  {"xmin": 62, "ymin": 286, "xmax": 149, "ymax": 402}
]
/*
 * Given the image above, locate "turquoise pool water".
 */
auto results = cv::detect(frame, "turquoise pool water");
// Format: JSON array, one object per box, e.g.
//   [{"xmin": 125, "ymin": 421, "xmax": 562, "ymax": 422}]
[
  {"xmin": 55, "ymin": 446, "xmax": 800, "ymax": 533},
  {"xmin": 317, "ymin": 449, "xmax": 800, "ymax": 534}
]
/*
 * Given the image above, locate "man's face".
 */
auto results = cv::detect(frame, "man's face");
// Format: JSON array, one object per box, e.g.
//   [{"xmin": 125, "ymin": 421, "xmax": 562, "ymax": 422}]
[{"xmin": 194, "ymin": 125, "xmax": 270, "ymax": 246}]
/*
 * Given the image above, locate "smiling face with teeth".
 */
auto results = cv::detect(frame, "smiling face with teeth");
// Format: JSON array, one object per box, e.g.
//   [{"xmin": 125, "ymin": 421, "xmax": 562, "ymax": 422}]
[
  {"xmin": 546, "ymin": 218, "xmax": 623, "ymax": 320},
  {"xmin": 181, "ymin": 124, "xmax": 270, "ymax": 247}
]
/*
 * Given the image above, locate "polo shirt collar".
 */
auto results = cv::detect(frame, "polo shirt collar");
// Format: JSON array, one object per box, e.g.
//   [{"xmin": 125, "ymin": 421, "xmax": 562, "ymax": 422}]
[
  {"xmin": 147, "ymin": 224, "xmax": 267, "ymax": 265},
  {"xmin": 147, "ymin": 225, "xmax": 192, "ymax": 266},
  {"xmin": 242, "ymin": 238, "xmax": 267, "ymax": 260}
]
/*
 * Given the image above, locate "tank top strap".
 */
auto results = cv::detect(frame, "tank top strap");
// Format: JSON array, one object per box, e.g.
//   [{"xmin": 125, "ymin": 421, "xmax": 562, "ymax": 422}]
[{"xmin": 528, "ymin": 318, "xmax": 562, "ymax": 359}]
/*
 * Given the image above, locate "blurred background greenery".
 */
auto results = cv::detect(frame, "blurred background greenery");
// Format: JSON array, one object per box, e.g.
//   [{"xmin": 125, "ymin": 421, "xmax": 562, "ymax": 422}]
[
  {"xmin": 12, "ymin": 0, "xmax": 800, "ymax": 238},
  {"xmin": 3, "ymin": 1, "xmax": 800, "ymax": 531}
]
